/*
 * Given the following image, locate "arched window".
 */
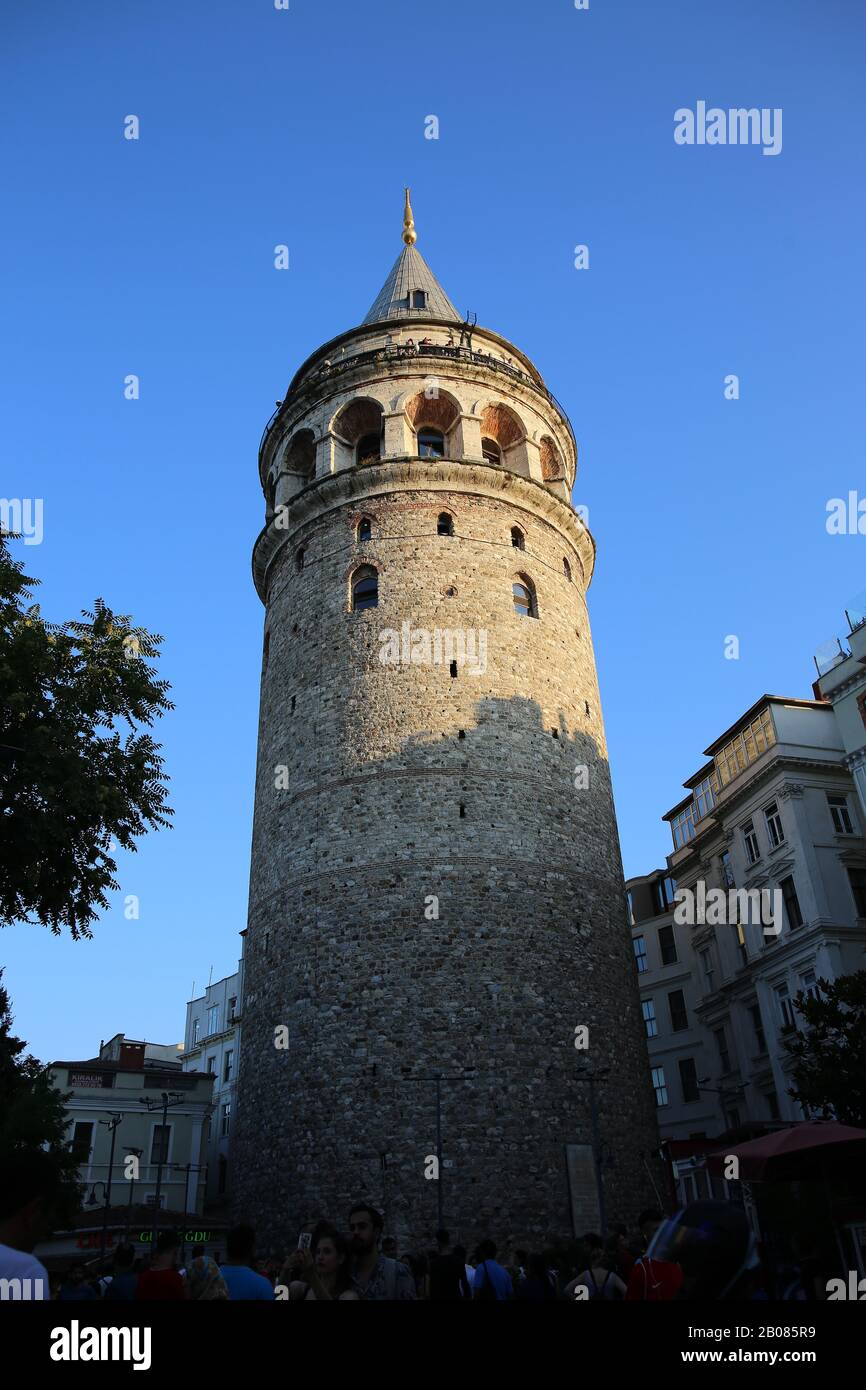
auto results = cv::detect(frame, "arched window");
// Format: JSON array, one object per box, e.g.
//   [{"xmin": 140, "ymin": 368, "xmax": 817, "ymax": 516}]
[
  {"xmin": 351, "ymin": 565, "xmax": 378, "ymax": 611},
  {"xmin": 284, "ymin": 430, "xmax": 316, "ymax": 483},
  {"xmin": 482, "ymin": 437, "xmax": 502, "ymax": 465},
  {"xmin": 418, "ymin": 428, "xmax": 445, "ymax": 458},
  {"xmin": 511, "ymin": 526, "xmax": 525, "ymax": 550},
  {"xmin": 357, "ymin": 517, "xmax": 372, "ymax": 543},
  {"xmin": 512, "ymin": 576, "xmax": 537, "ymax": 618},
  {"xmin": 437, "ymin": 512, "xmax": 454, "ymax": 537},
  {"xmin": 356, "ymin": 433, "xmax": 381, "ymax": 465},
  {"xmin": 563, "ymin": 557, "xmax": 572, "ymax": 582},
  {"xmin": 295, "ymin": 548, "xmax": 305, "ymax": 573}
]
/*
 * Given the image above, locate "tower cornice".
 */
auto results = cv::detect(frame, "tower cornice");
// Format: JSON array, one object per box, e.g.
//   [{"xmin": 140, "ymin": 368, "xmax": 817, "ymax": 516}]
[{"xmin": 251, "ymin": 457, "xmax": 595, "ymax": 604}]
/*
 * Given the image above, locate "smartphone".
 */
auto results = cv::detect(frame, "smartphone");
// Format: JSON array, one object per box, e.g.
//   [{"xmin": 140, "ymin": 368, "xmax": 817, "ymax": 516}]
[{"xmin": 297, "ymin": 1232, "xmax": 312, "ymax": 1251}]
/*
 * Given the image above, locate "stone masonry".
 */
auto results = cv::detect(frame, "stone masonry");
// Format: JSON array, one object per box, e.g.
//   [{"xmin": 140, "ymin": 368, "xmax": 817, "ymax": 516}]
[{"xmin": 232, "ymin": 223, "xmax": 662, "ymax": 1253}]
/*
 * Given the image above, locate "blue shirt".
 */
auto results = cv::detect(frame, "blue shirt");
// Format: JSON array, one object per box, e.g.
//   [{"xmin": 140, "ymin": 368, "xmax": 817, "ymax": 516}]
[
  {"xmin": 219, "ymin": 1264, "xmax": 275, "ymax": 1300},
  {"xmin": 471, "ymin": 1259, "xmax": 512, "ymax": 1300}
]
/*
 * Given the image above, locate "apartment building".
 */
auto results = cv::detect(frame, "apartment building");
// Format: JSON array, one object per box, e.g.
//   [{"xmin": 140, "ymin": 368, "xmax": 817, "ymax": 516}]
[
  {"xmin": 629, "ymin": 693, "xmax": 866, "ymax": 1200},
  {"xmin": 814, "ymin": 594, "xmax": 866, "ymax": 824},
  {"xmin": 179, "ymin": 955, "xmax": 244, "ymax": 1206}
]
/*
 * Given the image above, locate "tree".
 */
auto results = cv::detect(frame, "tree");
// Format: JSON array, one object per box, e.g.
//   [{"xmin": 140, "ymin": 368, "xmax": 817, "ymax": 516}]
[
  {"xmin": 0, "ymin": 969, "xmax": 82, "ymax": 1224},
  {"xmin": 0, "ymin": 532, "xmax": 173, "ymax": 937},
  {"xmin": 784, "ymin": 970, "xmax": 866, "ymax": 1126}
]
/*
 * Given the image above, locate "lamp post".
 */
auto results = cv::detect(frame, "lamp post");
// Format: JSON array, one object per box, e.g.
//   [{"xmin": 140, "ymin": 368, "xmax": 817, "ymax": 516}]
[
  {"xmin": 138, "ymin": 1092, "xmax": 184, "ymax": 1245},
  {"xmin": 98, "ymin": 1113, "xmax": 123, "ymax": 1259},
  {"xmin": 166, "ymin": 1162, "xmax": 206, "ymax": 1265},
  {"xmin": 123, "ymin": 1147, "xmax": 144, "ymax": 1240},
  {"xmin": 398, "ymin": 1073, "xmax": 462, "ymax": 1233}
]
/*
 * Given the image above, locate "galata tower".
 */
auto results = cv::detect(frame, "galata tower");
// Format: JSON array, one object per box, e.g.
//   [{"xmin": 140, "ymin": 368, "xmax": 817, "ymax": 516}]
[{"xmin": 233, "ymin": 192, "xmax": 662, "ymax": 1251}]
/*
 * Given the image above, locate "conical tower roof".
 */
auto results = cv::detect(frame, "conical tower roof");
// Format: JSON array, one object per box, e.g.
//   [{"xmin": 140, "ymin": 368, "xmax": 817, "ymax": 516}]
[{"xmin": 362, "ymin": 189, "xmax": 461, "ymax": 326}]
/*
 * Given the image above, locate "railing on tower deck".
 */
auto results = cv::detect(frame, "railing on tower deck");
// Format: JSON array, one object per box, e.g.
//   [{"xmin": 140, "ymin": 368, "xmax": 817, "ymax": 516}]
[{"xmin": 257, "ymin": 342, "xmax": 577, "ymax": 462}]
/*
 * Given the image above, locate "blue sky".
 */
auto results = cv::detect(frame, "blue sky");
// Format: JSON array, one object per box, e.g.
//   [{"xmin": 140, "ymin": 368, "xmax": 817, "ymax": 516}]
[{"xmin": 2, "ymin": 0, "xmax": 864, "ymax": 1063}]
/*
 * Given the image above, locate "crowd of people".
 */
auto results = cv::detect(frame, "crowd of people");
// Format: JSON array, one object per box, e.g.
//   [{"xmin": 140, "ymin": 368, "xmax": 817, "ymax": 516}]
[
  {"xmin": 7, "ymin": 1198, "xmax": 822, "ymax": 1302},
  {"xmin": 0, "ymin": 1151, "xmax": 831, "ymax": 1303}
]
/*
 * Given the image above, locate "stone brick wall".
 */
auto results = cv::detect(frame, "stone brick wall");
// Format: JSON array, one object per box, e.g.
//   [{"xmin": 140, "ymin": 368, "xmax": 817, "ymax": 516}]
[{"xmin": 233, "ymin": 339, "xmax": 662, "ymax": 1255}]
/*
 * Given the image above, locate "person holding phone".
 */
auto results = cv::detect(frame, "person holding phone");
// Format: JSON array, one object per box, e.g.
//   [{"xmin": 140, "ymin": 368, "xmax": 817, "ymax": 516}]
[{"xmin": 282, "ymin": 1222, "xmax": 358, "ymax": 1301}]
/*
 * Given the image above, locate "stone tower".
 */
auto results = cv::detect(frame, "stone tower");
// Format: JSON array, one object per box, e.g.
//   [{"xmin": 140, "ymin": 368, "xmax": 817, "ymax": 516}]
[{"xmin": 233, "ymin": 193, "xmax": 661, "ymax": 1251}]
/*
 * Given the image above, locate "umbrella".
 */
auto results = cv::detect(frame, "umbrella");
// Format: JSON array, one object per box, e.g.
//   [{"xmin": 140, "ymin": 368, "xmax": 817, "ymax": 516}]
[{"xmin": 704, "ymin": 1121, "xmax": 866, "ymax": 1181}]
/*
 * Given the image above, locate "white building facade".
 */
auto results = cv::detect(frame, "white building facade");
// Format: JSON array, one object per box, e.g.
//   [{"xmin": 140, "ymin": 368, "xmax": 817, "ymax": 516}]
[
  {"xmin": 629, "ymin": 694, "xmax": 866, "ymax": 1201},
  {"xmin": 814, "ymin": 596, "xmax": 866, "ymax": 828},
  {"xmin": 180, "ymin": 955, "xmax": 244, "ymax": 1206}
]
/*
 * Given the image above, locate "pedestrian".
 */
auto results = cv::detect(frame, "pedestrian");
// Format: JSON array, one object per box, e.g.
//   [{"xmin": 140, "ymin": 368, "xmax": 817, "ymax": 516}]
[
  {"xmin": 471, "ymin": 1240, "xmax": 512, "ymax": 1300},
  {"xmin": 58, "ymin": 1263, "xmax": 99, "ymax": 1301},
  {"xmin": 103, "ymin": 1244, "xmax": 138, "ymax": 1301},
  {"xmin": 0, "ymin": 1149, "xmax": 58, "ymax": 1300},
  {"xmin": 429, "ymin": 1228, "xmax": 471, "ymax": 1300},
  {"xmin": 219, "ymin": 1224, "xmax": 275, "ymax": 1300},
  {"xmin": 405, "ymin": 1250, "xmax": 429, "ymax": 1299},
  {"xmin": 516, "ymin": 1252, "xmax": 557, "ymax": 1301},
  {"xmin": 566, "ymin": 1234, "xmax": 626, "ymax": 1300},
  {"xmin": 611, "ymin": 1224, "xmax": 636, "ymax": 1282},
  {"xmin": 624, "ymin": 1209, "xmax": 683, "ymax": 1301},
  {"xmin": 648, "ymin": 1201, "xmax": 759, "ymax": 1301},
  {"xmin": 186, "ymin": 1254, "xmax": 229, "ymax": 1301},
  {"xmin": 453, "ymin": 1243, "xmax": 473, "ymax": 1298},
  {"xmin": 282, "ymin": 1223, "xmax": 359, "ymax": 1301},
  {"xmin": 135, "ymin": 1230, "xmax": 185, "ymax": 1301},
  {"xmin": 348, "ymin": 1203, "xmax": 415, "ymax": 1299}
]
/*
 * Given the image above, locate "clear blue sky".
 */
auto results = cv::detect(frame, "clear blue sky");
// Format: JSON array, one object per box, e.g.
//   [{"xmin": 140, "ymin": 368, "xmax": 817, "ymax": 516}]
[{"xmin": 2, "ymin": 0, "xmax": 864, "ymax": 1064}]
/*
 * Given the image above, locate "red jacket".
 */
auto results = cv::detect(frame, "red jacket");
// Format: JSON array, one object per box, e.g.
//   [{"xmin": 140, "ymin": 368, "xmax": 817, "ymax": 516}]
[{"xmin": 624, "ymin": 1257, "xmax": 683, "ymax": 1301}]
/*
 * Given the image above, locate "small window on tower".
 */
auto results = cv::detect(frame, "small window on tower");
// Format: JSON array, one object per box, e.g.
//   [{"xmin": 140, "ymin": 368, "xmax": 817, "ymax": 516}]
[
  {"xmin": 411, "ymin": 290, "xmax": 427, "ymax": 308},
  {"xmin": 563, "ymin": 557, "xmax": 572, "ymax": 582},
  {"xmin": 511, "ymin": 527, "xmax": 525, "ymax": 550},
  {"xmin": 357, "ymin": 517, "xmax": 372, "ymax": 543},
  {"xmin": 512, "ymin": 577, "xmax": 537, "ymax": 618},
  {"xmin": 351, "ymin": 565, "xmax": 379, "ymax": 612},
  {"xmin": 482, "ymin": 438, "xmax": 502, "ymax": 465},
  {"xmin": 437, "ymin": 513, "xmax": 454, "ymax": 536}
]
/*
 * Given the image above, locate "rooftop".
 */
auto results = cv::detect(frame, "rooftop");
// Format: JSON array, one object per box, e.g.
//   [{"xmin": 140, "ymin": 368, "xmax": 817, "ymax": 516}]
[{"xmin": 361, "ymin": 189, "xmax": 461, "ymax": 325}]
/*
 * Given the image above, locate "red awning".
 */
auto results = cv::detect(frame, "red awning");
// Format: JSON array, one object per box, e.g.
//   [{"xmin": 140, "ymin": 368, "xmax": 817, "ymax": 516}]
[{"xmin": 704, "ymin": 1120, "xmax": 866, "ymax": 1180}]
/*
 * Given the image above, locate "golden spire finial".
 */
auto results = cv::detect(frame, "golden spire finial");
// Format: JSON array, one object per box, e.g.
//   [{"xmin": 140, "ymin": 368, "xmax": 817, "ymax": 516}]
[{"xmin": 402, "ymin": 186, "xmax": 417, "ymax": 246}]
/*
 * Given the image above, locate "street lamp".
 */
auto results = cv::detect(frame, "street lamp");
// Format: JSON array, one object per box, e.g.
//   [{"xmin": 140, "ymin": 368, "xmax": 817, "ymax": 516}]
[
  {"xmin": 698, "ymin": 1078, "xmax": 747, "ymax": 1128},
  {"xmin": 123, "ymin": 1148, "xmax": 144, "ymax": 1240},
  {"xmin": 166, "ymin": 1162, "xmax": 207, "ymax": 1264},
  {"xmin": 98, "ymin": 1113, "xmax": 123, "ymax": 1259},
  {"xmin": 397, "ymin": 1073, "xmax": 462, "ymax": 1233},
  {"xmin": 138, "ymin": 1092, "xmax": 185, "ymax": 1245}
]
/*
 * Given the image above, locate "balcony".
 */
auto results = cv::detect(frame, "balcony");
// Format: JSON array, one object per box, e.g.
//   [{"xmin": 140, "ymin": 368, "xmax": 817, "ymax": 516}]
[{"xmin": 259, "ymin": 342, "xmax": 575, "ymax": 460}]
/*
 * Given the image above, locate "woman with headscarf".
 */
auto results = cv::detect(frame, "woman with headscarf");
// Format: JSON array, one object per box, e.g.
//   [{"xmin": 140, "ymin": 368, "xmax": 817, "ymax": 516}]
[{"xmin": 185, "ymin": 1254, "xmax": 229, "ymax": 1301}]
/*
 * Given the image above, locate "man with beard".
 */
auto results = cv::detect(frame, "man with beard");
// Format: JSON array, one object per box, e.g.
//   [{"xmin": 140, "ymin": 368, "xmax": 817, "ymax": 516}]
[{"xmin": 347, "ymin": 1203, "xmax": 415, "ymax": 1300}]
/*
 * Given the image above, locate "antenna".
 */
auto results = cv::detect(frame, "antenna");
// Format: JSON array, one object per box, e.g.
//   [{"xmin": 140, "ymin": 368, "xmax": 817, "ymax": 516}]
[{"xmin": 207, "ymin": 964, "xmax": 213, "ymax": 988}]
